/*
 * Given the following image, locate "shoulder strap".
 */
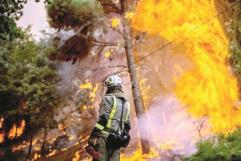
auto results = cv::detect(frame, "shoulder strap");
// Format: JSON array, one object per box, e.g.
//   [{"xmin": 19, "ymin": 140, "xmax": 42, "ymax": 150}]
[
  {"xmin": 118, "ymin": 98, "xmax": 125, "ymax": 133},
  {"xmin": 106, "ymin": 96, "xmax": 117, "ymax": 129},
  {"xmin": 125, "ymin": 102, "xmax": 130, "ymax": 122}
]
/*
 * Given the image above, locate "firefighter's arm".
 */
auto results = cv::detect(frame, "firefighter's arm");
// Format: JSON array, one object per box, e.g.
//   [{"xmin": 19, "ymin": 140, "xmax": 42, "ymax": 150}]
[
  {"xmin": 122, "ymin": 101, "xmax": 131, "ymax": 148},
  {"xmin": 89, "ymin": 96, "xmax": 113, "ymax": 139},
  {"xmin": 124, "ymin": 101, "xmax": 131, "ymax": 133}
]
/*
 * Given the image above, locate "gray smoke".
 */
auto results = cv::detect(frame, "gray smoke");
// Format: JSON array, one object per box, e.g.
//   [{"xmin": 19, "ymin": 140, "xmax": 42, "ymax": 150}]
[{"xmin": 137, "ymin": 94, "xmax": 211, "ymax": 156}]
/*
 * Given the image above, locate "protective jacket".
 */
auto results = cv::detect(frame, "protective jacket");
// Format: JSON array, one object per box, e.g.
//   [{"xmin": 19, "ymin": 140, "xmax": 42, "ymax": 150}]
[
  {"xmin": 95, "ymin": 90, "xmax": 130, "ymax": 135},
  {"xmin": 90, "ymin": 89, "xmax": 131, "ymax": 161}
]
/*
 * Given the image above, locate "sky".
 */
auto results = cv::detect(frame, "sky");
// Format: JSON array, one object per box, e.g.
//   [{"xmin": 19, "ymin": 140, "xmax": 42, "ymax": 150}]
[{"xmin": 17, "ymin": 0, "xmax": 50, "ymax": 40}]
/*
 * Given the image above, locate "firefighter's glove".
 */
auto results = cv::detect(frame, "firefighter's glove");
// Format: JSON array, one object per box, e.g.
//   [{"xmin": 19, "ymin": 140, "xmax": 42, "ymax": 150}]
[
  {"xmin": 98, "ymin": 114, "xmax": 108, "ymax": 126},
  {"xmin": 89, "ymin": 127, "xmax": 100, "ymax": 139},
  {"xmin": 124, "ymin": 122, "xmax": 131, "ymax": 133},
  {"xmin": 88, "ymin": 128, "xmax": 99, "ymax": 150}
]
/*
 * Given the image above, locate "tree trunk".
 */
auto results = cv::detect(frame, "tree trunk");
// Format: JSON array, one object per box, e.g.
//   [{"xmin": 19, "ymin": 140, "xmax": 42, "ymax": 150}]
[
  {"xmin": 121, "ymin": 1, "xmax": 150, "ymax": 154},
  {"xmin": 26, "ymin": 134, "xmax": 33, "ymax": 161},
  {"xmin": 234, "ymin": 2, "xmax": 241, "ymax": 49},
  {"xmin": 41, "ymin": 127, "xmax": 47, "ymax": 156}
]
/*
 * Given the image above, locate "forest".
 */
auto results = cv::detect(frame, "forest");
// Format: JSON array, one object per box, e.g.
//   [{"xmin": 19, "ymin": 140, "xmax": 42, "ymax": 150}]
[{"xmin": 1, "ymin": 0, "xmax": 241, "ymax": 161}]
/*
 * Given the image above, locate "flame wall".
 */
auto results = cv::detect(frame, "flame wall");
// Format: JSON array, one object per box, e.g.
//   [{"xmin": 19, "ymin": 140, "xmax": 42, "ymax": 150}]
[{"xmin": 132, "ymin": 0, "xmax": 241, "ymax": 134}]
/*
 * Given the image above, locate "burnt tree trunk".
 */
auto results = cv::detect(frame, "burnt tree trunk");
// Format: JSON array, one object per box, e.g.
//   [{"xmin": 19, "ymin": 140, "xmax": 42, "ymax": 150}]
[
  {"xmin": 121, "ymin": 0, "xmax": 150, "ymax": 154},
  {"xmin": 26, "ymin": 134, "xmax": 33, "ymax": 161},
  {"xmin": 41, "ymin": 126, "xmax": 47, "ymax": 156}
]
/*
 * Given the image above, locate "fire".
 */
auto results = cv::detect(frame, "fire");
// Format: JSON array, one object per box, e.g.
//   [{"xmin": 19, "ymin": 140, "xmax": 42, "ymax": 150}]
[
  {"xmin": 121, "ymin": 147, "xmax": 159, "ymax": 161},
  {"xmin": 8, "ymin": 120, "xmax": 26, "ymax": 139},
  {"xmin": 89, "ymin": 84, "xmax": 99, "ymax": 102},
  {"xmin": 8, "ymin": 124, "xmax": 17, "ymax": 139},
  {"xmin": 79, "ymin": 82, "xmax": 93, "ymax": 90},
  {"xmin": 0, "ymin": 132, "xmax": 4, "ymax": 143},
  {"xmin": 12, "ymin": 141, "xmax": 29, "ymax": 152},
  {"xmin": 34, "ymin": 153, "xmax": 41, "ymax": 160},
  {"xmin": 111, "ymin": 18, "xmax": 120, "ymax": 28},
  {"xmin": 72, "ymin": 151, "xmax": 80, "ymax": 161},
  {"xmin": 132, "ymin": 0, "xmax": 241, "ymax": 134},
  {"xmin": 16, "ymin": 120, "xmax": 26, "ymax": 137},
  {"xmin": 79, "ymin": 82, "xmax": 99, "ymax": 102},
  {"xmin": 47, "ymin": 149, "xmax": 57, "ymax": 157},
  {"xmin": 58, "ymin": 123, "xmax": 65, "ymax": 131},
  {"xmin": 138, "ymin": 70, "xmax": 151, "ymax": 108},
  {"xmin": 0, "ymin": 118, "xmax": 4, "ymax": 143},
  {"xmin": 0, "ymin": 118, "xmax": 4, "ymax": 128}
]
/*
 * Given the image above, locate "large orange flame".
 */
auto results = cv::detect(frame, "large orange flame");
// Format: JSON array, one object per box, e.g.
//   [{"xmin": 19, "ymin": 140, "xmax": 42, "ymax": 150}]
[
  {"xmin": 132, "ymin": 0, "xmax": 241, "ymax": 134},
  {"xmin": 0, "ymin": 118, "xmax": 4, "ymax": 143},
  {"xmin": 0, "ymin": 118, "xmax": 3, "ymax": 129},
  {"xmin": 0, "ymin": 132, "xmax": 4, "ymax": 144},
  {"xmin": 8, "ymin": 120, "xmax": 26, "ymax": 140}
]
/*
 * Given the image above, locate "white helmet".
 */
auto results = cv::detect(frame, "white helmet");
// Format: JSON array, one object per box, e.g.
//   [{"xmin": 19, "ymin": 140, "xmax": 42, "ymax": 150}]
[{"xmin": 105, "ymin": 75, "xmax": 123, "ymax": 87}]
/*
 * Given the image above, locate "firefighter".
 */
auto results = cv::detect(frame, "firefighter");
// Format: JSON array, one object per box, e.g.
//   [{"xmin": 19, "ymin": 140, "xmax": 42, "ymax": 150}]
[{"xmin": 87, "ymin": 75, "xmax": 131, "ymax": 161}]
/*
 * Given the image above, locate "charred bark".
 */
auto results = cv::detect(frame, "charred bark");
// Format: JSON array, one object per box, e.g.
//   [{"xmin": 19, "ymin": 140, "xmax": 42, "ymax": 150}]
[
  {"xmin": 26, "ymin": 134, "xmax": 33, "ymax": 161},
  {"xmin": 41, "ymin": 127, "xmax": 48, "ymax": 156}
]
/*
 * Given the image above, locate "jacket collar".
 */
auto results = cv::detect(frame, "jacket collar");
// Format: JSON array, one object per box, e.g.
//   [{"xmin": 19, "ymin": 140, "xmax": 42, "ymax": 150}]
[{"xmin": 106, "ymin": 90, "xmax": 125, "ymax": 99}]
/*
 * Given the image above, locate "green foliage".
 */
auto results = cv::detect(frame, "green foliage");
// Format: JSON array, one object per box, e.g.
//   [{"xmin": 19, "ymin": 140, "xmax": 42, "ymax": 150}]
[
  {"xmin": 0, "ymin": 15, "xmax": 23, "ymax": 42},
  {"xmin": 184, "ymin": 129, "xmax": 241, "ymax": 161},
  {"xmin": 0, "ymin": 32, "xmax": 60, "ymax": 130},
  {"xmin": 0, "ymin": 0, "xmax": 27, "ymax": 42},
  {"xmin": 0, "ymin": 0, "xmax": 27, "ymax": 19},
  {"xmin": 0, "ymin": 0, "xmax": 50, "ymax": 18},
  {"xmin": 231, "ymin": 45, "xmax": 241, "ymax": 79},
  {"xmin": 0, "ymin": 0, "xmax": 50, "ymax": 42},
  {"xmin": 47, "ymin": 0, "xmax": 103, "ymax": 29},
  {"xmin": 46, "ymin": 0, "xmax": 104, "ymax": 63}
]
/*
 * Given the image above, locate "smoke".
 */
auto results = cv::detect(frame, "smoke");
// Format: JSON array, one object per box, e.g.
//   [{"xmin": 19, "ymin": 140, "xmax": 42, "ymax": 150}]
[
  {"xmin": 130, "ymin": 38, "xmax": 212, "ymax": 156},
  {"xmin": 137, "ymin": 94, "xmax": 211, "ymax": 156}
]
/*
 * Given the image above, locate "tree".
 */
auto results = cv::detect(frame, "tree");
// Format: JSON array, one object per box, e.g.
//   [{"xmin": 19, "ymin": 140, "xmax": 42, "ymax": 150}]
[
  {"xmin": 0, "ymin": 0, "xmax": 27, "ymax": 18},
  {"xmin": 184, "ymin": 129, "xmax": 241, "ymax": 161},
  {"xmin": 0, "ymin": 15, "xmax": 22, "ymax": 42},
  {"xmin": 120, "ymin": 0, "xmax": 150, "ymax": 153},
  {"xmin": 47, "ymin": 0, "xmax": 103, "ymax": 29},
  {"xmin": 46, "ymin": 0, "xmax": 150, "ymax": 153},
  {"xmin": 0, "ymin": 31, "xmax": 60, "ymax": 160},
  {"xmin": 0, "ymin": 0, "xmax": 51, "ymax": 42},
  {"xmin": 46, "ymin": 0, "xmax": 104, "ymax": 63}
]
